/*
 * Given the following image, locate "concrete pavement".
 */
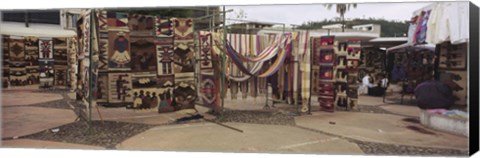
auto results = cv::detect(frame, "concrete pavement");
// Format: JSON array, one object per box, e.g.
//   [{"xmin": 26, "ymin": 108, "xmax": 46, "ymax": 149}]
[
  {"xmin": 2, "ymin": 90, "xmax": 63, "ymax": 106},
  {"xmin": 294, "ymin": 111, "xmax": 468, "ymax": 150},
  {"xmin": 1, "ymin": 139, "xmax": 104, "ymax": 149},
  {"xmin": 1, "ymin": 106, "xmax": 77, "ymax": 138},
  {"xmin": 116, "ymin": 122, "xmax": 364, "ymax": 154},
  {"xmin": 0, "ymin": 87, "xmax": 469, "ymax": 154}
]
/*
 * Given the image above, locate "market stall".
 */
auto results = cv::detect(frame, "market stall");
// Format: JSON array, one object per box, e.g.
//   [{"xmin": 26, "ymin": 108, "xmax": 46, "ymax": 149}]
[{"xmin": 1, "ymin": 22, "xmax": 77, "ymax": 89}]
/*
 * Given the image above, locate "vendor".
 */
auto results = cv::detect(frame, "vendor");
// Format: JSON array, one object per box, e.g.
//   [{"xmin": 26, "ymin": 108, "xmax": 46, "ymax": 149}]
[
  {"xmin": 358, "ymin": 73, "xmax": 375, "ymax": 95},
  {"xmin": 368, "ymin": 73, "xmax": 388, "ymax": 96}
]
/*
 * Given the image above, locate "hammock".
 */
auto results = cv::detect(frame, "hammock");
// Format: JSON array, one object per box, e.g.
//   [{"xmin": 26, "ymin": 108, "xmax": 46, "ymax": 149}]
[
  {"xmin": 212, "ymin": 41, "xmax": 279, "ymax": 82},
  {"xmin": 224, "ymin": 34, "xmax": 293, "ymax": 78},
  {"xmin": 211, "ymin": 34, "xmax": 292, "ymax": 80}
]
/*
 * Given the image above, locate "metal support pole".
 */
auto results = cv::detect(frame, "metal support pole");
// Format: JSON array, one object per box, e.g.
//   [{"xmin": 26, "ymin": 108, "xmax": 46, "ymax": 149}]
[{"xmin": 221, "ymin": 6, "xmax": 227, "ymax": 116}]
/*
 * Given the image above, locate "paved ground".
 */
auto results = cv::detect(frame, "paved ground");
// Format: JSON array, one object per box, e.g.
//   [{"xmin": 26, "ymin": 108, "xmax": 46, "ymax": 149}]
[
  {"xmin": 294, "ymin": 111, "xmax": 468, "ymax": 150},
  {"xmin": 2, "ymin": 139, "xmax": 104, "ymax": 150},
  {"xmin": 116, "ymin": 122, "xmax": 364, "ymax": 155},
  {"xmin": 1, "ymin": 106, "xmax": 76, "ymax": 138},
  {"xmin": 0, "ymin": 87, "xmax": 469, "ymax": 155},
  {"xmin": 1, "ymin": 86, "xmax": 63, "ymax": 107}
]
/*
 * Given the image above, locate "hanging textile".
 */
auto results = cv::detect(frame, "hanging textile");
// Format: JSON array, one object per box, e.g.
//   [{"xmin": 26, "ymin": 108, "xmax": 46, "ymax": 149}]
[
  {"xmin": 298, "ymin": 31, "xmax": 311, "ymax": 112},
  {"xmin": 198, "ymin": 31, "xmax": 220, "ymax": 112},
  {"xmin": 312, "ymin": 36, "xmax": 336, "ymax": 112},
  {"xmin": 219, "ymin": 34, "xmax": 292, "ymax": 78},
  {"xmin": 9, "ymin": 36, "xmax": 27, "ymax": 86},
  {"xmin": 25, "ymin": 36, "xmax": 39, "ymax": 85},
  {"xmin": 2, "ymin": 35, "xmax": 9, "ymax": 88},
  {"xmin": 171, "ymin": 18, "xmax": 196, "ymax": 111}
]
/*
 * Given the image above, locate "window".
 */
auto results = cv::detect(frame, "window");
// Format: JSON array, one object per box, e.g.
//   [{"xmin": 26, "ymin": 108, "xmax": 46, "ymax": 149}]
[
  {"xmin": 66, "ymin": 13, "xmax": 80, "ymax": 29},
  {"xmin": 2, "ymin": 10, "xmax": 60, "ymax": 24}
]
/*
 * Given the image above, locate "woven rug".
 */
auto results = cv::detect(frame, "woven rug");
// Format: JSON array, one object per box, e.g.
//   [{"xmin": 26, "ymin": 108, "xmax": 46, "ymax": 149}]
[
  {"xmin": 39, "ymin": 59, "xmax": 54, "ymax": 88},
  {"xmin": 199, "ymin": 31, "xmax": 213, "ymax": 69},
  {"xmin": 95, "ymin": 72, "xmax": 109, "ymax": 104},
  {"xmin": 129, "ymin": 73, "xmax": 161, "ymax": 109},
  {"xmin": 107, "ymin": 11, "xmax": 128, "ymax": 29},
  {"xmin": 155, "ymin": 16, "xmax": 173, "ymax": 38},
  {"xmin": 200, "ymin": 71, "xmax": 220, "ymax": 111},
  {"xmin": 8, "ymin": 36, "xmax": 28, "ymax": 86},
  {"xmin": 97, "ymin": 10, "xmax": 109, "ymax": 72},
  {"xmin": 53, "ymin": 38, "xmax": 68, "ymax": 66},
  {"xmin": 345, "ymin": 39, "xmax": 362, "ymax": 109},
  {"xmin": 107, "ymin": 30, "xmax": 131, "ymax": 71},
  {"xmin": 24, "ymin": 37, "xmax": 40, "ymax": 85},
  {"xmin": 128, "ymin": 14, "xmax": 155, "ymax": 37},
  {"xmin": 82, "ymin": 10, "xmax": 91, "ymax": 58},
  {"xmin": 68, "ymin": 37, "xmax": 78, "ymax": 90},
  {"xmin": 311, "ymin": 36, "xmax": 337, "ymax": 112},
  {"xmin": 107, "ymin": 72, "xmax": 133, "ymax": 104},
  {"xmin": 130, "ymin": 37, "xmax": 156, "ymax": 72}
]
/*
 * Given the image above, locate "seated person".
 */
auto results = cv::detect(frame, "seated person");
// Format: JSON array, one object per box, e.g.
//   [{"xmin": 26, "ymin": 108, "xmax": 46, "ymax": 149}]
[{"xmin": 368, "ymin": 74, "xmax": 388, "ymax": 97}]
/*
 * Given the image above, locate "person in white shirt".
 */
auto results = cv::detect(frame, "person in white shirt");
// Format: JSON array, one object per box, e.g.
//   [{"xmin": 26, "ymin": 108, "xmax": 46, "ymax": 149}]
[{"xmin": 358, "ymin": 73, "xmax": 375, "ymax": 95}]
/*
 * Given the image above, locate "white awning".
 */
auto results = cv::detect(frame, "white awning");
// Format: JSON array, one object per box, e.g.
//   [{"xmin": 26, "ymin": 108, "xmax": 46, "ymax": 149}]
[
  {"xmin": 387, "ymin": 43, "xmax": 436, "ymax": 52},
  {"xmin": 369, "ymin": 37, "xmax": 408, "ymax": 43},
  {"xmin": 0, "ymin": 22, "xmax": 76, "ymax": 38}
]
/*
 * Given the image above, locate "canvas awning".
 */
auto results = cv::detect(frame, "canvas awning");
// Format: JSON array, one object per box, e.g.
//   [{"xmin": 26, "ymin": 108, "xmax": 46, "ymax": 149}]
[
  {"xmin": 0, "ymin": 22, "xmax": 76, "ymax": 37},
  {"xmin": 386, "ymin": 43, "xmax": 436, "ymax": 52}
]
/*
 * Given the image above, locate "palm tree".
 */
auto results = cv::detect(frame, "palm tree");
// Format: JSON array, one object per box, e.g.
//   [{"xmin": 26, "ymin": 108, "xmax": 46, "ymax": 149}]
[{"xmin": 324, "ymin": 3, "xmax": 357, "ymax": 32}]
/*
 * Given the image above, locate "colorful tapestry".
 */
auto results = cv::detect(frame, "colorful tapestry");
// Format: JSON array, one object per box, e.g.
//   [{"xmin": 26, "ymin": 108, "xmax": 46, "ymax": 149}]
[
  {"xmin": 108, "ymin": 30, "xmax": 131, "ymax": 71},
  {"xmin": 131, "ymin": 73, "xmax": 161, "ymax": 109},
  {"xmin": 130, "ymin": 37, "xmax": 156, "ymax": 72},
  {"xmin": 54, "ymin": 66, "xmax": 68, "ymax": 86},
  {"xmin": 172, "ymin": 18, "xmax": 194, "ymax": 73},
  {"xmin": 157, "ymin": 74, "xmax": 175, "ymax": 113},
  {"xmin": 334, "ymin": 82, "xmax": 348, "ymax": 108},
  {"xmin": 8, "ymin": 36, "xmax": 27, "ymax": 86},
  {"xmin": 155, "ymin": 17, "xmax": 173, "ymax": 37},
  {"xmin": 39, "ymin": 38, "xmax": 53, "ymax": 59},
  {"xmin": 53, "ymin": 37, "xmax": 68, "ymax": 66},
  {"xmin": 173, "ymin": 72, "xmax": 196, "ymax": 111},
  {"xmin": 345, "ymin": 39, "xmax": 362, "ymax": 109},
  {"xmin": 83, "ymin": 10, "xmax": 91, "ymax": 58},
  {"xmin": 319, "ymin": 66, "xmax": 334, "ymax": 80},
  {"xmin": 96, "ymin": 10, "xmax": 109, "ymax": 71},
  {"xmin": 360, "ymin": 48, "xmax": 386, "ymax": 79},
  {"xmin": 107, "ymin": 11, "xmax": 128, "ymax": 29},
  {"xmin": 171, "ymin": 18, "xmax": 195, "ymax": 107},
  {"xmin": 2, "ymin": 36, "xmax": 10, "ymax": 87},
  {"xmin": 107, "ymin": 72, "xmax": 133, "ymax": 104},
  {"xmin": 312, "ymin": 36, "xmax": 337, "ymax": 112},
  {"xmin": 128, "ymin": 14, "xmax": 155, "ymax": 36},
  {"xmin": 97, "ymin": 10, "xmax": 108, "ymax": 30},
  {"xmin": 156, "ymin": 43, "xmax": 174, "ymax": 76},
  {"xmin": 68, "ymin": 37, "xmax": 78, "ymax": 90},
  {"xmin": 9, "ymin": 36, "xmax": 25, "ymax": 61},
  {"xmin": 39, "ymin": 59, "xmax": 54, "ymax": 88},
  {"xmin": 298, "ymin": 31, "xmax": 311, "ymax": 112},
  {"xmin": 25, "ymin": 36, "xmax": 39, "ymax": 64},
  {"xmin": 438, "ymin": 42, "xmax": 467, "ymax": 70},
  {"xmin": 80, "ymin": 59, "xmax": 90, "ymax": 101},
  {"xmin": 199, "ymin": 31, "xmax": 213, "ymax": 69},
  {"xmin": 24, "ymin": 37, "xmax": 40, "ymax": 85},
  {"xmin": 200, "ymin": 71, "xmax": 220, "ymax": 111},
  {"xmin": 95, "ymin": 72, "xmax": 109, "ymax": 104}
]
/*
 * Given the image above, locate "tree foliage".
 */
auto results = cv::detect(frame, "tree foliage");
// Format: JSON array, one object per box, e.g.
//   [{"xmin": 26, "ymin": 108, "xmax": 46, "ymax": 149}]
[{"xmin": 298, "ymin": 18, "xmax": 410, "ymax": 37}]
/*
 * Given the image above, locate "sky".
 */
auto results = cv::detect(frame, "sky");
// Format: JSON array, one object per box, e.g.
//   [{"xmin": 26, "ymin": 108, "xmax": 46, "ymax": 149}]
[{"xmin": 225, "ymin": 2, "xmax": 432, "ymax": 26}]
